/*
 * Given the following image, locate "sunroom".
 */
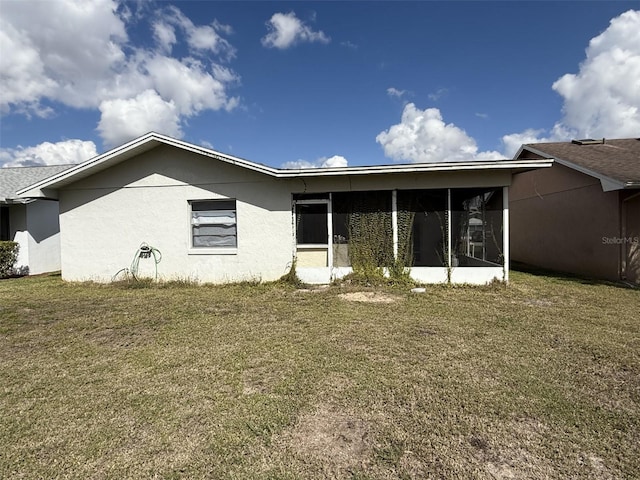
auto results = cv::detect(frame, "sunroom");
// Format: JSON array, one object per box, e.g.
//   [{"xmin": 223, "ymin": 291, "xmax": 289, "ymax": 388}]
[{"xmin": 293, "ymin": 187, "xmax": 507, "ymax": 285}]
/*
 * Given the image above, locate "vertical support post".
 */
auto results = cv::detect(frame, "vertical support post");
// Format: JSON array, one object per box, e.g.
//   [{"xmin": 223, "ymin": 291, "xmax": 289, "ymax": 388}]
[
  {"xmin": 327, "ymin": 194, "xmax": 333, "ymax": 268},
  {"xmin": 447, "ymin": 188, "xmax": 452, "ymax": 269},
  {"xmin": 392, "ymin": 189, "xmax": 398, "ymax": 260},
  {"xmin": 503, "ymin": 186, "xmax": 509, "ymax": 283},
  {"xmin": 291, "ymin": 198, "xmax": 298, "ymax": 260}
]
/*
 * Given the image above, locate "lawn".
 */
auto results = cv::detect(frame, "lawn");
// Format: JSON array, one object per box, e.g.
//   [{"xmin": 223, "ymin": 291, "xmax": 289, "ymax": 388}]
[{"xmin": 0, "ymin": 272, "xmax": 638, "ymax": 479}]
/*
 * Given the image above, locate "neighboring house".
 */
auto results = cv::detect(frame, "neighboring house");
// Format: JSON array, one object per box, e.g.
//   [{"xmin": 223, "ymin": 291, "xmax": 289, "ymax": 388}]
[
  {"xmin": 511, "ymin": 138, "xmax": 640, "ymax": 284},
  {"xmin": 1, "ymin": 164, "xmax": 73, "ymax": 275},
  {"xmin": 19, "ymin": 133, "xmax": 551, "ymax": 284}
]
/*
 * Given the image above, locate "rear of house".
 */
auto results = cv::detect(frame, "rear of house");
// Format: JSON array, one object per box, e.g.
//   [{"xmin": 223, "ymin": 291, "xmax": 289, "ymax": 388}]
[
  {"xmin": 511, "ymin": 138, "xmax": 640, "ymax": 284},
  {"xmin": 19, "ymin": 133, "xmax": 551, "ymax": 285}
]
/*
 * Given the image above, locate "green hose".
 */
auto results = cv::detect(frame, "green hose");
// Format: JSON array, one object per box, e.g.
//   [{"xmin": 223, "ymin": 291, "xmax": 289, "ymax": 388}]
[{"xmin": 112, "ymin": 242, "xmax": 162, "ymax": 282}]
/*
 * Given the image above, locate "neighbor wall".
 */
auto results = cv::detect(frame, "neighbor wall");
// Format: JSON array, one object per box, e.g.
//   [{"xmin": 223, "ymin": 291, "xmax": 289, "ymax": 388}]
[
  {"xmin": 25, "ymin": 200, "xmax": 61, "ymax": 274},
  {"xmin": 510, "ymin": 163, "xmax": 621, "ymax": 280},
  {"xmin": 623, "ymin": 192, "xmax": 640, "ymax": 284}
]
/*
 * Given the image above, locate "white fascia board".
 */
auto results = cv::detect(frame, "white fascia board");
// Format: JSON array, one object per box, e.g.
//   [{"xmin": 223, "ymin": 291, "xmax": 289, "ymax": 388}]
[
  {"xmin": 17, "ymin": 132, "xmax": 553, "ymax": 197},
  {"xmin": 1, "ymin": 197, "xmax": 34, "ymax": 205},
  {"xmin": 273, "ymin": 159, "xmax": 553, "ymax": 178},
  {"xmin": 17, "ymin": 132, "xmax": 281, "ymax": 198},
  {"xmin": 522, "ymin": 146, "xmax": 624, "ymax": 192}
]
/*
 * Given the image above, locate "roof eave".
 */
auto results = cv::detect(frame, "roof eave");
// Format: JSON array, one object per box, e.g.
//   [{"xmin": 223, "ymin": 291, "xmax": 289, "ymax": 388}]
[
  {"xmin": 17, "ymin": 132, "xmax": 281, "ymax": 198},
  {"xmin": 16, "ymin": 133, "xmax": 553, "ymax": 197},
  {"xmin": 274, "ymin": 159, "xmax": 553, "ymax": 178},
  {"xmin": 1, "ymin": 197, "xmax": 35, "ymax": 205},
  {"xmin": 521, "ymin": 145, "xmax": 634, "ymax": 192}
]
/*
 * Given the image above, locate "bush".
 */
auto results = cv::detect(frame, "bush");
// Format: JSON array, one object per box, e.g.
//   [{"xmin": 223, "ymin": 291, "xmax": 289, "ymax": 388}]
[
  {"xmin": 0, "ymin": 241, "xmax": 19, "ymax": 278},
  {"xmin": 278, "ymin": 258, "xmax": 305, "ymax": 288}
]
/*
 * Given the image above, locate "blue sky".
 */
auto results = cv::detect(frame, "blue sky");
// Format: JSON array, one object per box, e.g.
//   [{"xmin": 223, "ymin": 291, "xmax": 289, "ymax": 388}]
[{"xmin": 1, "ymin": 1, "xmax": 639, "ymax": 168}]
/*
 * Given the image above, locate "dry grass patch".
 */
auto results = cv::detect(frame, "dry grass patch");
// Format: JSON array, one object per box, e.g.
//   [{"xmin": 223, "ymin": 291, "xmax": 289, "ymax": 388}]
[
  {"xmin": 277, "ymin": 403, "xmax": 372, "ymax": 476},
  {"xmin": 1, "ymin": 272, "xmax": 639, "ymax": 479},
  {"xmin": 338, "ymin": 291, "xmax": 401, "ymax": 303}
]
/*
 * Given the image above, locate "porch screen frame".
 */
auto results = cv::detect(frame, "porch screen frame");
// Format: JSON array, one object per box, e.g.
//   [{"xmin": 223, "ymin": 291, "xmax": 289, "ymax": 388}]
[{"xmin": 293, "ymin": 198, "xmax": 333, "ymax": 268}]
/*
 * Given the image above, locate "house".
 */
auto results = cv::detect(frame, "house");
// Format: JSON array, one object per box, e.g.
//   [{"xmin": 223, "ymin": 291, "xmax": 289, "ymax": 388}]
[
  {"xmin": 18, "ymin": 133, "xmax": 552, "ymax": 285},
  {"xmin": 1, "ymin": 164, "xmax": 73, "ymax": 275},
  {"xmin": 511, "ymin": 138, "xmax": 640, "ymax": 284}
]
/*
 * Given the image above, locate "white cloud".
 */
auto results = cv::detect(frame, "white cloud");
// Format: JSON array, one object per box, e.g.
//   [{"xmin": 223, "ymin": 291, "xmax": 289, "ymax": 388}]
[
  {"xmin": 97, "ymin": 90, "xmax": 182, "ymax": 148},
  {"xmin": 0, "ymin": 139, "xmax": 97, "ymax": 167},
  {"xmin": 501, "ymin": 129, "xmax": 548, "ymax": 158},
  {"xmin": 376, "ymin": 103, "xmax": 502, "ymax": 163},
  {"xmin": 1, "ymin": 0, "xmax": 239, "ymax": 148},
  {"xmin": 428, "ymin": 88, "xmax": 449, "ymax": 102},
  {"xmin": 387, "ymin": 87, "xmax": 408, "ymax": 99},
  {"xmin": 144, "ymin": 56, "xmax": 239, "ymax": 116},
  {"xmin": 322, "ymin": 155, "xmax": 349, "ymax": 168},
  {"xmin": 551, "ymin": 9, "xmax": 640, "ymax": 139},
  {"xmin": 0, "ymin": 18, "xmax": 57, "ymax": 117},
  {"xmin": 282, "ymin": 155, "xmax": 348, "ymax": 169},
  {"xmin": 161, "ymin": 6, "xmax": 235, "ymax": 59},
  {"xmin": 502, "ymin": 9, "xmax": 640, "ymax": 156},
  {"xmin": 261, "ymin": 12, "xmax": 330, "ymax": 49},
  {"xmin": 1, "ymin": 0, "xmax": 128, "ymax": 111},
  {"xmin": 152, "ymin": 21, "xmax": 177, "ymax": 53}
]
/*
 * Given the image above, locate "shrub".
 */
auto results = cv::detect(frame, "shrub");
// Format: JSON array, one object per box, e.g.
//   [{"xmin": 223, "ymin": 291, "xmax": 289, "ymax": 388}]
[
  {"xmin": 278, "ymin": 258, "xmax": 304, "ymax": 288},
  {"xmin": 0, "ymin": 241, "xmax": 19, "ymax": 278}
]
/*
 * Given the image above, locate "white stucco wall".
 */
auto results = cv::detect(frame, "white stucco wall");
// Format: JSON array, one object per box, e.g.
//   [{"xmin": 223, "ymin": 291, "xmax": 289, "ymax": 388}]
[
  {"xmin": 56, "ymin": 144, "xmax": 515, "ymax": 284},
  {"xmin": 6, "ymin": 201, "xmax": 60, "ymax": 275},
  {"xmin": 26, "ymin": 200, "xmax": 61, "ymax": 274},
  {"xmin": 8, "ymin": 204, "xmax": 29, "ymax": 273},
  {"xmin": 58, "ymin": 146, "xmax": 294, "ymax": 283}
]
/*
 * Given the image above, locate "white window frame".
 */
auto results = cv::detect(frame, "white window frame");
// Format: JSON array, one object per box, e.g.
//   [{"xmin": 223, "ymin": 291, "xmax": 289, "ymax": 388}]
[
  {"xmin": 293, "ymin": 198, "xmax": 333, "ymax": 266},
  {"xmin": 188, "ymin": 199, "xmax": 238, "ymax": 255}
]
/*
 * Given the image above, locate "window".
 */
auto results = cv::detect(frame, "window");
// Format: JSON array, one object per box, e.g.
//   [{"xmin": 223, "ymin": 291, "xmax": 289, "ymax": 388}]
[
  {"xmin": 450, "ymin": 188, "xmax": 503, "ymax": 266},
  {"xmin": 397, "ymin": 190, "xmax": 448, "ymax": 267},
  {"xmin": 295, "ymin": 203, "xmax": 328, "ymax": 245},
  {"xmin": 190, "ymin": 200, "xmax": 237, "ymax": 248},
  {"xmin": 332, "ymin": 191, "xmax": 393, "ymax": 267},
  {"xmin": 0, "ymin": 206, "xmax": 9, "ymax": 241}
]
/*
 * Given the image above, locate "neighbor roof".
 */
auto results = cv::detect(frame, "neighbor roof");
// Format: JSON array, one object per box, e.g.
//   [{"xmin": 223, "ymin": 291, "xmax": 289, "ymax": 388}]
[
  {"xmin": 18, "ymin": 132, "xmax": 553, "ymax": 199},
  {"xmin": 517, "ymin": 138, "xmax": 640, "ymax": 191},
  {"xmin": 1, "ymin": 164, "xmax": 75, "ymax": 203}
]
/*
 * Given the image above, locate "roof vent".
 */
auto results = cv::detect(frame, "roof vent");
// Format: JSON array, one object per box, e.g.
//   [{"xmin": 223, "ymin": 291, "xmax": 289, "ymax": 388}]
[{"xmin": 572, "ymin": 138, "xmax": 604, "ymax": 145}]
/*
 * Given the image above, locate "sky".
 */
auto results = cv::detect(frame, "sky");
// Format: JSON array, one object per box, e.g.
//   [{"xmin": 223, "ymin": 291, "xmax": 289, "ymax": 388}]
[{"xmin": 1, "ymin": 0, "xmax": 639, "ymax": 169}]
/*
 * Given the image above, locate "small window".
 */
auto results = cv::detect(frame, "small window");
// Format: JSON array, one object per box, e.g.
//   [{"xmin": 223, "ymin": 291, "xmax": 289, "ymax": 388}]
[
  {"xmin": 191, "ymin": 200, "xmax": 237, "ymax": 248},
  {"xmin": 295, "ymin": 203, "xmax": 328, "ymax": 245},
  {"xmin": 0, "ymin": 206, "xmax": 9, "ymax": 241}
]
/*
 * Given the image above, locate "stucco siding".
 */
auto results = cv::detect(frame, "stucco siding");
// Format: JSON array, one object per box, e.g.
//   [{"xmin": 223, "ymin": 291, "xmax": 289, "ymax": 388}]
[
  {"xmin": 59, "ymin": 146, "xmax": 293, "ymax": 283},
  {"xmin": 26, "ymin": 200, "xmax": 61, "ymax": 274},
  {"xmin": 54, "ymin": 143, "xmax": 521, "ymax": 285},
  {"xmin": 5, "ymin": 201, "xmax": 60, "ymax": 275},
  {"xmin": 511, "ymin": 165, "xmax": 621, "ymax": 280},
  {"xmin": 8, "ymin": 204, "xmax": 29, "ymax": 273}
]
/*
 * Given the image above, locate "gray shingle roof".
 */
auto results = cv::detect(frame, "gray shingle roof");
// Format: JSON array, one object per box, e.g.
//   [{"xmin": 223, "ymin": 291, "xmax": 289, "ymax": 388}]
[
  {"xmin": 0, "ymin": 165, "xmax": 75, "ymax": 202},
  {"xmin": 521, "ymin": 138, "xmax": 640, "ymax": 185}
]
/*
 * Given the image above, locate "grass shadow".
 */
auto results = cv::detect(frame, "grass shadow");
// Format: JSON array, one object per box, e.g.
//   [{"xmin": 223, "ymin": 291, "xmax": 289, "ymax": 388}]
[{"xmin": 510, "ymin": 261, "xmax": 639, "ymax": 290}]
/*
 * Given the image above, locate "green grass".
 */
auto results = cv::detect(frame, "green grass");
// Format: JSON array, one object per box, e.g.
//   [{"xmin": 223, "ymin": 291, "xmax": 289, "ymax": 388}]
[{"xmin": 1, "ymin": 272, "xmax": 638, "ymax": 479}]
